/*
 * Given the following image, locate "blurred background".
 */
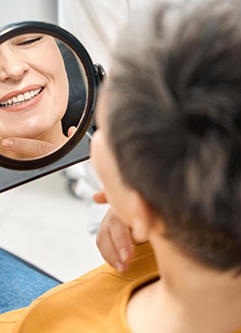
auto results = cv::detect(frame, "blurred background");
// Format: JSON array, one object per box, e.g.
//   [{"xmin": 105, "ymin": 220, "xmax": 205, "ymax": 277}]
[{"xmin": 1, "ymin": 0, "xmax": 58, "ymax": 26}]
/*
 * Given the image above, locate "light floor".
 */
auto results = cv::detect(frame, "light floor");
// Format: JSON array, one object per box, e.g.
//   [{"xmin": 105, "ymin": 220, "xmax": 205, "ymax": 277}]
[{"xmin": 0, "ymin": 169, "xmax": 108, "ymax": 282}]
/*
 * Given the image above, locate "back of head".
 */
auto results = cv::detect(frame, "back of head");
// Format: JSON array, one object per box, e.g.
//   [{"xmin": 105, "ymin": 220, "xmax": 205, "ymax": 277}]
[{"xmin": 105, "ymin": 0, "xmax": 241, "ymax": 272}]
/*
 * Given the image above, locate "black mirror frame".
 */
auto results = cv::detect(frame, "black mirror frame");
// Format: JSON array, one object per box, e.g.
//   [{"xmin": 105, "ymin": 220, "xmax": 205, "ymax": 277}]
[{"xmin": 0, "ymin": 21, "xmax": 101, "ymax": 170}]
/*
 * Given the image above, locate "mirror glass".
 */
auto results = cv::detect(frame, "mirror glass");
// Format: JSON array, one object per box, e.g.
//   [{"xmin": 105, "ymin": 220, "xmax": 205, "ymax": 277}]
[
  {"xmin": 0, "ymin": 33, "xmax": 87, "ymax": 160},
  {"xmin": 0, "ymin": 21, "xmax": 104, "ymax": 172}
]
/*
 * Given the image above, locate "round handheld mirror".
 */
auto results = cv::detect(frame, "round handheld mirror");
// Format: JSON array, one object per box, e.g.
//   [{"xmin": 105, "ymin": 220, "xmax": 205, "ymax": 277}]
[{"xmin": 0, "ymin": 21, "xmax": 105, "ymax": 171}]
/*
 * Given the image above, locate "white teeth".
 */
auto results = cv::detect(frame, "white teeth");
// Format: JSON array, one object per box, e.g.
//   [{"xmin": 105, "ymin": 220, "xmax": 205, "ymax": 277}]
[
  {"xmin": 17, "ymin": 94, "xmax": 24, "ymax": 102},
  {"xmin": 24, "ymin": 92, "xmax": 31, "ymax": 100},
  {"xmin": 0, "ymin": 88, "xmax": 42, "ymax": 107}
]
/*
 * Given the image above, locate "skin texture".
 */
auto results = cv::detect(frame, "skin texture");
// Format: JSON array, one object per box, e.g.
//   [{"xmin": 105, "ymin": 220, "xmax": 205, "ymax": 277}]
[{"xmin": 0, "ymin": 34, "xmax": 69, "ymax": 158}]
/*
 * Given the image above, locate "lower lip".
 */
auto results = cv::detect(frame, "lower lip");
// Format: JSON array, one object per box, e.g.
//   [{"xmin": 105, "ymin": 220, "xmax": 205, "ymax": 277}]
[{"xmin": 0, "ymin": 89, "xmax": 44, "ymax": 113}]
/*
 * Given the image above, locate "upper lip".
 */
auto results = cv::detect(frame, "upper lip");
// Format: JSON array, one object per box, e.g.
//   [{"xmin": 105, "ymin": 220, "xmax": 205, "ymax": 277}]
[{"xmin": 0, "ymin": 85, "xmax": 44, "ymax": 102}]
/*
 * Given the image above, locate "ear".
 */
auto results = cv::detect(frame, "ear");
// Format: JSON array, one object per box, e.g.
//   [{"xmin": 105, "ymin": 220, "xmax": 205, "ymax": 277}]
[{"xmin": 130, "ymin": 191, "xmax": 158, "ymax": 243}]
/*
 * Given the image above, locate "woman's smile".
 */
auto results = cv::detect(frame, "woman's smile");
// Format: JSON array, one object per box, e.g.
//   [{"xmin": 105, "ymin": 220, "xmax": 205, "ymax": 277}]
[{"xmin": 0, "ymin": 85, "xmax": 44, "ymax": 112}]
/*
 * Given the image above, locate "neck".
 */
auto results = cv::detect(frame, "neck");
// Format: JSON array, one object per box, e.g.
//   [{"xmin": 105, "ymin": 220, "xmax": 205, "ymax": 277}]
[{"xmin": 128, "ymin": 235, "xmax": 241, "ymax": 333}]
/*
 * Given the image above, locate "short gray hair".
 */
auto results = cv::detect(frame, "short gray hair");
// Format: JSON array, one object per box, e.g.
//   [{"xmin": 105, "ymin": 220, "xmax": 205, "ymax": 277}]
[{"xmin": 105, "ymin": 0, "xmax": 241, "ymax": 272}]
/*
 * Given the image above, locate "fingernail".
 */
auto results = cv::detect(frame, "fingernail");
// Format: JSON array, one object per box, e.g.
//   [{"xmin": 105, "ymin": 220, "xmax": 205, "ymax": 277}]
[
  {"xmin": 114, "ymin": 261, "xmax": 125, "ymax": 273},
  {"xmin": 119, "ymin": 247, "xmax": 129, "ymax": 263},
  {"xmin": 2, "ymin": 139, "xmax": 14, "ymax": 148}
]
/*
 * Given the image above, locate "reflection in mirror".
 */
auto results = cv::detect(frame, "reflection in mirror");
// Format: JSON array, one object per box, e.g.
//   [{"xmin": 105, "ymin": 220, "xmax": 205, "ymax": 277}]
[{"xmin": 0, "ymin": 33, "xmax": 87, "ymax": 160}]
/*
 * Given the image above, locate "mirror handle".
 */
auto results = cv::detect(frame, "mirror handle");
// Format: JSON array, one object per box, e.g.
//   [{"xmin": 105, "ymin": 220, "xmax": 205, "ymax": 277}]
[{"xmin": 94, "ymin": 63, "xmax": 106, "ymax": 85}]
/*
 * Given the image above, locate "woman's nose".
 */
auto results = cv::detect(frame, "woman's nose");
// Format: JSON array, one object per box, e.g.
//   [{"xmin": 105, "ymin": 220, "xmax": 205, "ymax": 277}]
[{"xmin": 0, "ymin": 47, "xmax": 29, "ymax": 81}]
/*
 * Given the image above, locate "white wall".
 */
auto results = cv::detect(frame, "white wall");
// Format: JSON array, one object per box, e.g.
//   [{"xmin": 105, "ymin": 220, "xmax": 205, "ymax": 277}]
[{"xmin": 0, "ymin": 0, "xmax": 58, "ymax": 28}]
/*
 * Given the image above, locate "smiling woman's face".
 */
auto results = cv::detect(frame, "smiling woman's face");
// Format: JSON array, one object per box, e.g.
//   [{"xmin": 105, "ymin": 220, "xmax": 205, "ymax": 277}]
[{"xmin": 0, "ymin": 34, "xmax": 69, "ymax": 141}]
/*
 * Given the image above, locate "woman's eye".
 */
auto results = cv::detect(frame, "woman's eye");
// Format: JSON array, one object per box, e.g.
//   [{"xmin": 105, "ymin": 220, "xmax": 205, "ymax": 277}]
[{"xmin": 17, "ymin": 36, "xmax": 43, "ymax": 46}]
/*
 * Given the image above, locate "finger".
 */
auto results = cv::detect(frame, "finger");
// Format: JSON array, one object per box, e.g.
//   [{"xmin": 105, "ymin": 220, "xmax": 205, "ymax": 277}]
[
  {"xmin": 93, "ymin": 190, "xmax": 108, "ymax": 204},
  {"xmin": 109, "ymin": 215, "xmax": 134, "ymax": 265},
  {"xmin": 96, "ymin": 209, "xmax": 128, "ymax": 272},
  {"xmin": 67, "ymin": 126, "xmax": 76, "ymax": 138},
  {"xmin": 97, "ymin": 222, "xmax": 126, "ymax": 272},
  {"xmin": 2, "ymin": 138, "xmax": 55, "ymax": 157},
  {"xmin": 96, "ymin": 208, "xmax": 134, "ymax": 272}
]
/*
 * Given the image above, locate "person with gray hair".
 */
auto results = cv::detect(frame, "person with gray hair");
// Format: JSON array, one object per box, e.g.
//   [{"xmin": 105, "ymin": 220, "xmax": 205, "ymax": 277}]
[{"xmin": 1, "ymin": 0, "xmax": 241, "ymax": 332}]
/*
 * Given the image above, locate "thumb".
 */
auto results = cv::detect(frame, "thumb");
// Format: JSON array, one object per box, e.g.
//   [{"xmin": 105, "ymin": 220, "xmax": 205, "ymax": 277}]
[
  {"xmin": 93, "ymin": 190, "xmax": 108, "ymax": 204},
  {"xmin": 67, "ymin": 126, "xmax": 76, "ymax": 138}
]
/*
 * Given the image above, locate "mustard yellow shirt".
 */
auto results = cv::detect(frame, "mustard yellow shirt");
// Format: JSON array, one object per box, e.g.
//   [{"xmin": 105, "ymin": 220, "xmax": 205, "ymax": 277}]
[{"xmin": 0, "ymin": 242, "xmax": 157, "ymax": 333}]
